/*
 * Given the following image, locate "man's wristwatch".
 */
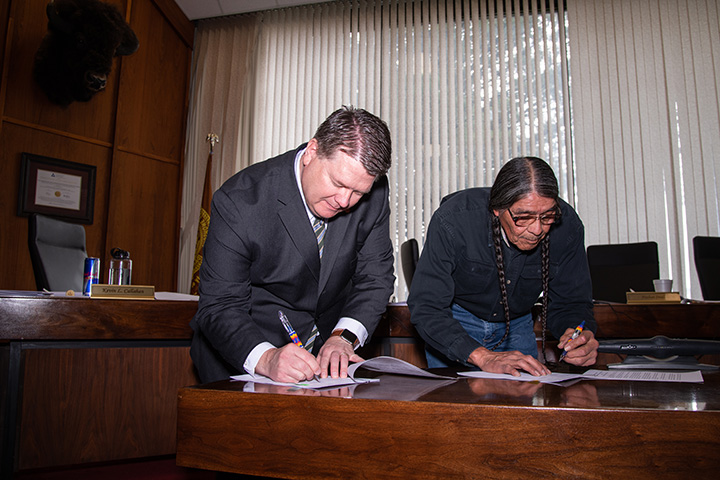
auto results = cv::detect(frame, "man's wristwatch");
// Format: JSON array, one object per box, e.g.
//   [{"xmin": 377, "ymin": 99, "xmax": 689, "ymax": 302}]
[{"xmin": 331, "ymin": 329, "xmax": 359, "ymax": 348}]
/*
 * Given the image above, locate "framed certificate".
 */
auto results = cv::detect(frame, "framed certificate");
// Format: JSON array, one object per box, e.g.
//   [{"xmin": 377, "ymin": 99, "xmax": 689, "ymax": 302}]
[{"xmin": 17, "ymin": 153, "xmax": 96, "ymax": 224}]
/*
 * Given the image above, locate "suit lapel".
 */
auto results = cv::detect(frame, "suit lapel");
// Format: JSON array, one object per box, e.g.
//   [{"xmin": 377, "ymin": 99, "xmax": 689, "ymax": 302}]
[
  {"xmin": 318, "ymin": 212, "xmax": 350, "ymax": 293},
  {"xmin": 276, "ymin": 155, "xmax": 322, "ymax": 282}
]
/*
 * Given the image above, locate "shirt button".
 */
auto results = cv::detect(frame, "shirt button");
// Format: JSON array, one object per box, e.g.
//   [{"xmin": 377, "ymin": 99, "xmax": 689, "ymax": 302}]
[
  {"xmin": 492, "ymin": 313, "xmax": 497, "ymax": 317},
  {"xmin": 507, "ymin": 280, "xmax": 511, "ymax": 284}
]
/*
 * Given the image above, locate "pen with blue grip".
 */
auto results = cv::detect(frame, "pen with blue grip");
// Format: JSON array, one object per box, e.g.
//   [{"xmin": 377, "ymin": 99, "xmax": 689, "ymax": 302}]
[
  {"xmin": 279, "ymin": 310, "xmax": 303, "ymax": 348},
  {"xmin": 559, "ymin": 320, "xmax": 585, "ymax": 362}
]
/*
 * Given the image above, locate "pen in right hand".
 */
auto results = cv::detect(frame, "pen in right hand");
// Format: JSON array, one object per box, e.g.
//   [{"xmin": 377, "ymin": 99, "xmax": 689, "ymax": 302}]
[
  {"xmin": 279, "ymin": 310, "xmax": 303, "ymax": 348},
  {"xmin": 559, "ymin": 320, "xmax": 585, "ymax": 362}
]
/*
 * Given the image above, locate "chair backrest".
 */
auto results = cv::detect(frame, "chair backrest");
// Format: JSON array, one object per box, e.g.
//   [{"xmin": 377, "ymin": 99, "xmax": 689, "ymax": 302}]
[
  {"xmin": 693, "ymin": 236, "xmax": 720, "ymax": 301},
  {"xmin": 586, "ymin": 241, "xmax": 660, "ymax": 303},
  {"xmin": 400, "ymin": 238, "xmax": 419, "ymax": 290},
  {"xmin": 28, "ymin": 214, "xmax": 88, "ymax": 291}
]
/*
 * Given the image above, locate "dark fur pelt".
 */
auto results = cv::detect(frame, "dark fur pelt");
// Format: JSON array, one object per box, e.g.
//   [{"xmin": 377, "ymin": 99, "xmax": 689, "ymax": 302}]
[{"xmin": 33, "ymin": 0, "xmax": 139, "ymax": 106}]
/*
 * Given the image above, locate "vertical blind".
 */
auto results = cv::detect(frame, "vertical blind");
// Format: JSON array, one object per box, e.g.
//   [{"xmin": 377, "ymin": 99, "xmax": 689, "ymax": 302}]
[
  {"xmin": 241, "ymin": 0, "xmax": 572, "ymax": 300},
  {"xmin": 568, "ymin": 0, "xmax": 720, "ymax": 299},
  {"xmin": 180, "ymin": 0, "xmax": 719, "ymax": 301}
]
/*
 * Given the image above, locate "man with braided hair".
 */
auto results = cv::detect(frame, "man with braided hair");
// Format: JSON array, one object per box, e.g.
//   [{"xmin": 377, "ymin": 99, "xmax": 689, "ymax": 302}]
[{"xmin": 408, "ymin": 157, "xmax": 598, "ymax": 376}]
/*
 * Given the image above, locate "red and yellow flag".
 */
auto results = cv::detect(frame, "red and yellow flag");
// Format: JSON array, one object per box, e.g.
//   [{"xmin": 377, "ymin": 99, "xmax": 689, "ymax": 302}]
[{"xmin": 190, "ymin": 133, "xmax": 219, "ymax": 295}]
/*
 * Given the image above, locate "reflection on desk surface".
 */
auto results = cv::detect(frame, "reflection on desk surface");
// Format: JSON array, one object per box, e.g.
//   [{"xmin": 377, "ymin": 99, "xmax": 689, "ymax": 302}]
[
  {"xmin": 202, "ymin": 368, "xmax": 720, "ymax": 412},
  {"xmin": 0, "ymin": 290, "xmax": 199, "ymax": 301}
]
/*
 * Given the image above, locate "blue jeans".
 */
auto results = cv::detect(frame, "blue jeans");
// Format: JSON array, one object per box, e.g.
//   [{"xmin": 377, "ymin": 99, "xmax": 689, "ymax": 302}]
[{"xmin": 425, "ymin": 303, "xmax": 537, "ymax": 368}]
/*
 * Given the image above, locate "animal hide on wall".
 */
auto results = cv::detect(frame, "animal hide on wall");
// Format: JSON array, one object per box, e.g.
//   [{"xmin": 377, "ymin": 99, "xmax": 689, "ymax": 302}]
[{"xmin": 33, "ymin": 0, "xmax": 140, "ymax": 106}]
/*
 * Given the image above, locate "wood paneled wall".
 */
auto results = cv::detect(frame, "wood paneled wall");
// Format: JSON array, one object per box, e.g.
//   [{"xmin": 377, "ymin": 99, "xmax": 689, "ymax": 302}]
[{"xmin": 0, "ymin": 0, "xmax": 194, "ymax": 291}]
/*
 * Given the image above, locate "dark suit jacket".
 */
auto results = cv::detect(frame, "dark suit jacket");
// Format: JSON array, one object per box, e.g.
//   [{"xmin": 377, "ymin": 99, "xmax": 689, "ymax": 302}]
[{"xmin": 190, "ymin": 144, "xmax": 395, "ymax": 382}]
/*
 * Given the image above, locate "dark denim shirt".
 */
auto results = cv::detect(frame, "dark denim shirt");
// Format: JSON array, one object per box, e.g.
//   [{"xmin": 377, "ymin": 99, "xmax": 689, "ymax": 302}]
[{"xmin": 408, "ymin": 187, "xmax": 595, "ymax": 365}]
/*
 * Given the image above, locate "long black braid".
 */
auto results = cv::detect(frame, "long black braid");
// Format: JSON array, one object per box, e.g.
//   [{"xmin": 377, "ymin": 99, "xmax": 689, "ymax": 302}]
[
  {"xmin": 490, "ymin": 215, "xmax": 511, "ymax": 351},
  {"xmin": 540, "ymin": 233, "xmax": 550, "ymax": 364}
]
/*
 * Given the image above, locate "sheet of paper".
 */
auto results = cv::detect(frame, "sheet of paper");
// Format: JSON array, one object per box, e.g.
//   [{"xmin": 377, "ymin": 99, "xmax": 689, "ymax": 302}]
[
  {"xmin": 348, "ymin": 356, "xmax": 456, "ymax": 380},
  {"xmin": 459, "ymin": 369, "xmax": 704, "ymax": 384},
  {"xmin": 0, "ymin": 290, "xmax": 52, "ymax": 297},
  {"xmin": 581, "ymin": 369, "xmax": 704, "ymax": 383},
  {"xmin": 35, "ymin": 169, "xmax": 82, "ymax": 209},
  {"xmin": 154, "ymin": 291, "xmax": 199, "ymax": 301},
  {"xmin": 231, "ymin": 356, "xmax": 454, "ymax": 389},
  {"xmin": 459, "ymin": 371, "xmax": 584, "ymax": 385}
]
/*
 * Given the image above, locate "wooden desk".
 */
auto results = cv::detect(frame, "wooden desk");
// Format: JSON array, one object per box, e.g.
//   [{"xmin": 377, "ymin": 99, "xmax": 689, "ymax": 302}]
[
  {"xmin": 590, "ymin": 302, "xmax": 720, "ymax": 338},
  {"xmin": 368, "ymin": 302, "xmax": 720, "ymax": 367},
  {"xmin": 0, "ymin": 294, "xmax": 198, "ymax": 475},
  {"xmin": 177, "ymin": 369, "xmax": 720, "ymax": 479}
]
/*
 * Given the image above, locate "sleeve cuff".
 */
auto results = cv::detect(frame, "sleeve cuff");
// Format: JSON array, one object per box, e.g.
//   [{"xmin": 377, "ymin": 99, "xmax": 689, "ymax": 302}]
[{"xmin": 244, "ymin": 342, "xmax": 275, "ymax": 376}]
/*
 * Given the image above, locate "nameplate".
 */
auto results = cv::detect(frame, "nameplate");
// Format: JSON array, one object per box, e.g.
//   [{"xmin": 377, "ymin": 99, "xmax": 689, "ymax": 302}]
[
  {"xmin": 626, "ymin": 291, "xmax": 682, "ymax": 304},
  {"xmin": 90, "ymin": 284, "xmax": 155, "ymax": 300}
]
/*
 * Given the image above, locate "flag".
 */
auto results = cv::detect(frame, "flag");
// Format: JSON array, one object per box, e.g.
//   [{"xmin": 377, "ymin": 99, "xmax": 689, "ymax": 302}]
[{"xmin": 190, "ymin": 133, "xmax": 219, "ymax": 295}]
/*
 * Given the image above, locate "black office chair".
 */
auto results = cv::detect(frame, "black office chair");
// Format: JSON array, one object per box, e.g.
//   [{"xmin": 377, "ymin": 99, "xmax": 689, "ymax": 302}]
[
  {"xmin": 586, "ymin": 241, "xmax": 660, "ymax": 303},
  {"xmin": 693, "ymin": 236, "xmax": 720, "ymax": 300},
  {"xmin": 400, "ymin": 238, "xmax": 419, "ymax": 289},
  {"xmin": 28, "ymin": 213, "xmax": 88, "ymax": 291}
]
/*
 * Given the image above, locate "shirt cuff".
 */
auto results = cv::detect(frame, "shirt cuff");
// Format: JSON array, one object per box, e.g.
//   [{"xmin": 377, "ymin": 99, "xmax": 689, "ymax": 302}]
[
  {"xmin": 333, "ymin": 317, "xmax": 369, "ymax": 349},
  {"xmin": 244, "ymin": 341, "xmax": 275, "ymax": 376}
]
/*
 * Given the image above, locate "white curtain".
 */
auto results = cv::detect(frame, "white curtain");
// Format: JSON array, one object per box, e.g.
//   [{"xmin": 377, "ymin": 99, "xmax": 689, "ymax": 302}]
[
  {"xmin": 568, "ymin": 0, "xmax": 720, "ymax": 299},
  {"xmin": 205, "ymin": 0, "xmax": 572, "ymax": 301},
  {"xmin": 177, "ymin": 15, "xmax": 261, "ymax": 293}
]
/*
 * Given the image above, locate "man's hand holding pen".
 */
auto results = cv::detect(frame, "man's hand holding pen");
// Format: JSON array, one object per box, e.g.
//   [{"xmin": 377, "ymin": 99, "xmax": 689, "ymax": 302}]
[
  {"xmin": 255, "ymin": 344, "xmax": 321, "ymax": 384},
  {"xmin": 557, "ymin": 323, "xmax": 599, "ymax": 366},
  {"xmin": 256, "ymin": 310, "xmax": 363, "ymax": 383},
  {"xmin": 254, "ymin": 310, "xmax": 319, "ymax": 383},
  {"xmin": 256, "ymin": 336, "xmax": 362, "ymax": 383}
]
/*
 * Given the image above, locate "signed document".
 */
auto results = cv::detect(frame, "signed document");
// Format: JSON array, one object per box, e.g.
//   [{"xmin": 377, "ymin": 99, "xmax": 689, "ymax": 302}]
[{"xmin": 231, "ymin": 356, "xmax": 455, "ymax": 389}]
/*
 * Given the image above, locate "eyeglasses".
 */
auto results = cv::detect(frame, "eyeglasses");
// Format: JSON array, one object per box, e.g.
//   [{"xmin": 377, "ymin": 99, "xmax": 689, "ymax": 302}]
[{"xmin": 507, "ymin": 208, "xmax": 560, "ymax": 227}]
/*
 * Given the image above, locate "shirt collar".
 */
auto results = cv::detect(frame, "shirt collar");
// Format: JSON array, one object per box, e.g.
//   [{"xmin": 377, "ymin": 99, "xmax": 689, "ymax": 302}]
[
  {"xmin": 294, "ymin": 147, "xmax": 322, "ymax": 224},
  {"xmin": 500, "ymin": 222, "xmax": 510, "ymax": 246}
]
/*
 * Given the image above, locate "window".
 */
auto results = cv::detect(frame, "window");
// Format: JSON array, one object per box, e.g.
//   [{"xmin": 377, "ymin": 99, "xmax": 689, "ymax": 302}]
[{"xmin": 247, "ymin": 0, "xmax": 572, "ymax": 299}]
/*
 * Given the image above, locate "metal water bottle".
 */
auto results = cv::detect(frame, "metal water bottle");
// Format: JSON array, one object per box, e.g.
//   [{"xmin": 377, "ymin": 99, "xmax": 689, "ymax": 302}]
[{"xmin": 108, "ymin": 248, "xmax": 132, "ymax": 285}]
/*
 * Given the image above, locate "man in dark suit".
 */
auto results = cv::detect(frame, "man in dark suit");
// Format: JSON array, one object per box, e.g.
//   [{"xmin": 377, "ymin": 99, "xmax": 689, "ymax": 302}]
[{"xmin": 190, "ymin": 106, "xmax": 395, "ymax": 384}]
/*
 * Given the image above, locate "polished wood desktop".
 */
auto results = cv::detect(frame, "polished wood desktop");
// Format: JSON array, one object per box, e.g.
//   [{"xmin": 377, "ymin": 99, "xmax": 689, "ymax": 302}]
[
  {"xmin": 0, "ymin": 293, "xmax": 199, "ymax": 475},
  {"xmin": 177, "ymin": 368, "xmax": 720, "ymax": 479},
  {"xmin": 177, "ymin": 302, "xmax": 720, "ymax": 479}
]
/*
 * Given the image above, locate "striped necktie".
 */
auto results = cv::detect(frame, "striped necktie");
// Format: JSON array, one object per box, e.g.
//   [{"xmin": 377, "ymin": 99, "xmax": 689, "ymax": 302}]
[
  {"xmin": 312, "ymin": 217, "xmax": 326, "ymax": 259},
  {"xmin": 305, "ymin": 216, "xmax": 325, "ymax": 352}
]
